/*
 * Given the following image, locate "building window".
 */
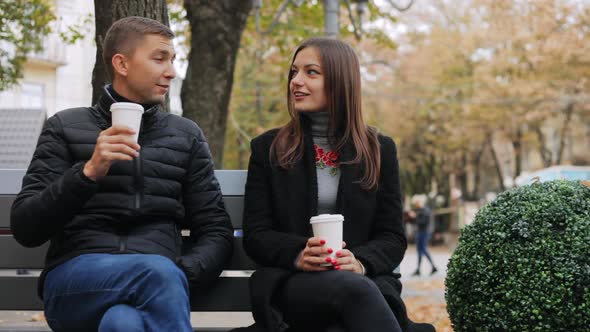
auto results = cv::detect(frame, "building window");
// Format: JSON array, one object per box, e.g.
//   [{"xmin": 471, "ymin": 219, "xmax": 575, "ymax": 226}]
[{"xmin": 20, "ymin": 82, "xmax": 45, "ymax": 109}]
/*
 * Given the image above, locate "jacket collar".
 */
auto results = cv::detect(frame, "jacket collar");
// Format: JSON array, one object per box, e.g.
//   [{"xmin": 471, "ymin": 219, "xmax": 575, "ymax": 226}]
[{"xmin": 95, "ymin": 85, "xmax": 162, "ymax": 129}]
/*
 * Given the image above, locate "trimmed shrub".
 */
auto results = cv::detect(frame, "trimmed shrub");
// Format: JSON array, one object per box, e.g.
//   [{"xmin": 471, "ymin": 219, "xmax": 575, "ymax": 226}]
[{"xmin": 445, "ymin": 180, "xmax": 590, "ymax": 331}]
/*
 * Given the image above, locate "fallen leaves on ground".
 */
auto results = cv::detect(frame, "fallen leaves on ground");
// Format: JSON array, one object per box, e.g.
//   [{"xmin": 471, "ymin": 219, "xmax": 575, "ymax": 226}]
[
  {"xmin": 29, "ymin": 313, "xmax": 45, "ymax": 322},
  {"xmin": 405, "ymin": 296, "xmax": 453, "ymax": 332},
  {"xmin": 404, "ymin": 279, "xmax": 446, "ymax": 292}
]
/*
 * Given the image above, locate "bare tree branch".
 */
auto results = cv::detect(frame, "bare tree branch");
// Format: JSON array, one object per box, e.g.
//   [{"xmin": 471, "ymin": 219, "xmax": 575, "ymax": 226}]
[{"xmin": 387, "ymin": 0, "xmax": 414, "ymax": 12}]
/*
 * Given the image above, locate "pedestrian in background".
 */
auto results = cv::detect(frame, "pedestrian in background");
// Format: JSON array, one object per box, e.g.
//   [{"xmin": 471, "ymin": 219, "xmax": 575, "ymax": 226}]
[{"xmin": 410, "ymin": 196, "xmax": 438, "ymax": 276}]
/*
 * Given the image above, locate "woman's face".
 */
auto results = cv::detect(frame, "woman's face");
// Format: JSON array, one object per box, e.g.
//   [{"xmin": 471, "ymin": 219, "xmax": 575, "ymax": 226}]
[{"xmin": 289, "ymin": 47, "xmax": 327, "ymax": 113}]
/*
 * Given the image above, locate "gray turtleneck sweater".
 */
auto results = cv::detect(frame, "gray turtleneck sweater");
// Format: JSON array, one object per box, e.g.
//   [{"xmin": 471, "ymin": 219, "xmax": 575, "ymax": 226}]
[
  {"xmin": 305, "ymin": 112, "xmax": 340, "ymax": 214},
  {"xmin": 299, "ymin": 113, "xmax": 367, "ymax": 274}
]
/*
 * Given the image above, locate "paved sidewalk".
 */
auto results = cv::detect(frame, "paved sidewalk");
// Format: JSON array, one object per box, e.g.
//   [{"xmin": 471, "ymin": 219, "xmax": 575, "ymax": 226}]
[
  {"xmin": 0, "ymin": 244, "xmax": 454, "ymax": 331},
  {"xmin": 400, "ymin": 244, "xmax": 453, "ymax": 332}
]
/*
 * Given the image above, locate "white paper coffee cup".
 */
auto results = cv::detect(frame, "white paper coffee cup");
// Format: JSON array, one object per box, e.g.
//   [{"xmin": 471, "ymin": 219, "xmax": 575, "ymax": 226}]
[
  {"xmin": 109, "ymin": 102, "xmax": 144, "ymax": 143},
  {"xmin": 310, "ymin": 214, "xmax": 344, "ymax": 266}
]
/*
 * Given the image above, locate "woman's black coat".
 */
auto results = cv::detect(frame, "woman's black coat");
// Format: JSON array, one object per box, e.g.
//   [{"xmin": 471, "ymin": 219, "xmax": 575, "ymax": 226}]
[{"xmin": 242, "ymin": 120, "xmax": 410, "ymax": 331}]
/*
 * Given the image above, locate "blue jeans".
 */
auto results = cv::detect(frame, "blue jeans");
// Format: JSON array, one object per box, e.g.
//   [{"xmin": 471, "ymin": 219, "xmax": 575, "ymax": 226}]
[
  {"xmin": 43, "ymin": 254, "xmax": 192, "ymax": 332},
  {"xmin": 415, "ymin": 231, "xmax": 434, "ymax": 269}
]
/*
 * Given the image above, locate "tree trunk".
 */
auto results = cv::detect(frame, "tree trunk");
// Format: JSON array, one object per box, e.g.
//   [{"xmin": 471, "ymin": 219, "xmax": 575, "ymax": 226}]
[
  {"xmin": 470, "ymin": 142, "xmax": 485, "ymax": 200},
  {"xmin": 458, "ymin": 152, "xmax": 468, "ymax": 200},
  {"xmin": 92, "ymin": 0, "xmax": 170, "ymax": 108},
  {"xmin": 182, "ymin": 0, "xmax": 254, "ymax": 168},
  {"xmin": 556, "ymin": 102, "xmax": 574, "ymax": 165},
  {"xmin": 511, "ymin": 127, "xmax": 522, "ymax": 179},
  {"xmin": 427, "ymin": 153, "xmax": 437, "ymax": 194},
  {"xmin": 533, "ymin": 125, "xmax": 553, "ymax": 168},
  {"xmin": 489, "ymin": 135, "xmax": 506, "ymax": 192}
]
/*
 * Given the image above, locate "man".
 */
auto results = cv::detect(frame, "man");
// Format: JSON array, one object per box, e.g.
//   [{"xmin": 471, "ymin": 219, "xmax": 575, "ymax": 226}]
[{"xmin": 10, "ymin": 16, "xmax": 233, "ymax": 331}]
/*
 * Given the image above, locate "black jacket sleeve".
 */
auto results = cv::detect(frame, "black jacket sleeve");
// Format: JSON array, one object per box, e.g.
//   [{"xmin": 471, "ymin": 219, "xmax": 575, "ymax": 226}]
[
  {"xmin": 350, "ymin": 136, "xmax": 407, "ymax": 276},
  {"xmin": 242, "ymin": 136, "xmax": 308, "ymax": 271},
  {"xmin": 176, "ymin": 130, "xmax": 234, "ymax": 288},
  {"xmin": 10, "ymin": 115, "xmax": 99, "ymax": 248}
]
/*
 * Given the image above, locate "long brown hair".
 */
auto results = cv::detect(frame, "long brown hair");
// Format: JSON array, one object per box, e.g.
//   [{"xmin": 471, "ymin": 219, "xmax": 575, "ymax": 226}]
[{"xmin": 270, "ymin": 37, "xmax": 381, "ymax": 190}]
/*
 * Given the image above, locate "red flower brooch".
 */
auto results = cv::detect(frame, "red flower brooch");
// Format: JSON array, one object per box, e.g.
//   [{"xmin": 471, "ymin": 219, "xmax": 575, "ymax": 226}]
[{"xmin": 314, "ymin": 144, "xmax": 340, "ymax": 176}]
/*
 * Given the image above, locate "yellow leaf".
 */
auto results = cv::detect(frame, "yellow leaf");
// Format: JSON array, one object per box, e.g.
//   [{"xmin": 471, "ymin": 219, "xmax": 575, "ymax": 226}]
[
  {"xmin": 29, "ymin": 313, "xmax": 45, "ymax": 322},
  {"xmin": 581, "ymin": 180, "xmax": 590, "ymax": 188}
]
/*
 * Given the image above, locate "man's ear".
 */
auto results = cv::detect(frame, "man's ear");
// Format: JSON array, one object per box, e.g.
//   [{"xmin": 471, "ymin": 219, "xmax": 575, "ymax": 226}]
[{"xmin": 111, "ymin": 53, "xmax": 128, "ymax": 77}]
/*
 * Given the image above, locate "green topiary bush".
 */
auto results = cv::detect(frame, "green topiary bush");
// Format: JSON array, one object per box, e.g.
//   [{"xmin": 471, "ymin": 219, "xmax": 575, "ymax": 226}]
[{"xmin": 445, "ymin": 180, "xmax": 590, "ymax": 331}]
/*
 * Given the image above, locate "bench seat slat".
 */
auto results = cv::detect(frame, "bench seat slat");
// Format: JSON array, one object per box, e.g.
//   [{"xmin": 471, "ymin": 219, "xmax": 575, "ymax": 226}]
[
  {"xmin": 190, "ymin": 277, "xmax": 251, "ymax": 311},
  {"xmin": 0, "ymin": 276, "xmax": 42, "ymax": 310},
  {"xmin": 0, "ymin": 276, "xmax": 251, "ymax": 312}
]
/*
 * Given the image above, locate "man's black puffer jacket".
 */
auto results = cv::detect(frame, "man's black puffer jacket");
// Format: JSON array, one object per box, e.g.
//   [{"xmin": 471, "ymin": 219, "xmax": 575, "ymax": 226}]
[{"xmin": 10, "ymin": 87, "xmax": 233, "ymax": 297}]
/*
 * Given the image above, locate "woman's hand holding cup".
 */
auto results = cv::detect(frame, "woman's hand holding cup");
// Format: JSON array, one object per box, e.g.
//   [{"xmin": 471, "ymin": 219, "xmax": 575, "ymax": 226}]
[
  {"xmin": 331, "ymin": 244, "xmax": 364, "ymax": 274},
  {"xmin": 295, "ymin": 237, "xmax": 333, "ymax": 272}
]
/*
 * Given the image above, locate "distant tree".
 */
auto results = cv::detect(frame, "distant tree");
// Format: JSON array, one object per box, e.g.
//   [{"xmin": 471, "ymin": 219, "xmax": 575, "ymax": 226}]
[{"xmin": 0, "ymin": 0, "xmax": 55, "ymax": 91}]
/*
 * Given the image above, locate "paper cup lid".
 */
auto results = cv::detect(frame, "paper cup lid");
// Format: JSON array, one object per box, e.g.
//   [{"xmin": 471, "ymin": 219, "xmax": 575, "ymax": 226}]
[
  {"xmin": 309, "ymin": 214, "xmax": 344, "ymax": 224},
  {"xmin": 109, "ymin": 102, "xmax": 144, "ymax": 113}
]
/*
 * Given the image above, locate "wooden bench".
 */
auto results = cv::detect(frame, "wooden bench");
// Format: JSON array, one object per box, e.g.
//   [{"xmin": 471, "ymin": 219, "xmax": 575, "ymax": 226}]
[
  {"xmin": 0, "ymin": 169, "xmax": 253, "ymax": 332},
  {"xmin": 0, "ymin": 169, "xmax": 402, "ymax": 331}
]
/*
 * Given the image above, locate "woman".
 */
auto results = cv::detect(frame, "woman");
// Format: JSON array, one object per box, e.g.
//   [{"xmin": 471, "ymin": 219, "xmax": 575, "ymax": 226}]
[
  {"xmin": 242, "ymin": 38, "xmax": 434, "ymax": 332},
  {"xmin": 410, "ymin": 196, "xmax": 438, "ymax": 276}
]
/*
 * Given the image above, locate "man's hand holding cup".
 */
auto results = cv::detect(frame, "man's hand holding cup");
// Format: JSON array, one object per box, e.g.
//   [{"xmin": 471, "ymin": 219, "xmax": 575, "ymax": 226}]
[{"xmin": 83, "ymin": 102, "xmax": 143, "ymax": 181}]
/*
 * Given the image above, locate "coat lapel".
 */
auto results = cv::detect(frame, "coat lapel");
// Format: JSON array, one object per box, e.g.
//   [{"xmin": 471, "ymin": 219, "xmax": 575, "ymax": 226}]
[
  {"xmin": 336, "ymin": 141, "xmax": 362, "ymax": 242},
  {"xmin": 282, "ymin": 127, "xmax": 317, "ymax": 237}
]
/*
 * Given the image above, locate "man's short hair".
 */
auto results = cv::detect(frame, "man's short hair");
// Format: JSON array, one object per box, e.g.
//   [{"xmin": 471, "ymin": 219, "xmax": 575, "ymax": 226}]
[{"xmin": 102, "ymin": 16, "xmax": 174, "ymax": 80}]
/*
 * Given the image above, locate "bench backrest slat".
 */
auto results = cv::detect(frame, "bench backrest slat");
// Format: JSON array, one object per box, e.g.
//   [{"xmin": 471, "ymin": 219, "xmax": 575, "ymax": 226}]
[
  {"xmin": 1, "ymin": 195, "xmax": 244, "ymax": 230},
  {"xmin": 0, "ymin": 195, "xmax": 14, "ymax": 229},
  {"xmin": 0, "ymin": 169, "xmax": 247, "ymax": 195},
  {"xmin": 0, "ymin": 235, "xmax": 256, "ymax": 270},
  {"xmin": 0, "ymin": 235, "xmax": 47, "ymax": 268},
  {"xmin": 0, "ymin": 170, "xmax": 246, "ymax": 230},
  {"xmin": 0, "ymin": 169, "xmax": 26, "ymax": 195}
]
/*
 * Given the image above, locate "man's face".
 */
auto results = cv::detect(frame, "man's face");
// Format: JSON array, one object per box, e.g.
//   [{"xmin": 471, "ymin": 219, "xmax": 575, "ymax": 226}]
[{"xmin": 116, "ymin": 34, "xmax": 176, "ymax": 104}]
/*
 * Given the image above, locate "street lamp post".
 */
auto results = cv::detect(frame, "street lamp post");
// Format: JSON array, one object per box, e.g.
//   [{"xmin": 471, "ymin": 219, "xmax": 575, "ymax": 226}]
[
  {"xmin": 324, "ymin": 0, "xmax": 341, "ymax": 39},
  {"xmin": 254, "ymin": 0, "xmax": 414, "ymax": 38}
]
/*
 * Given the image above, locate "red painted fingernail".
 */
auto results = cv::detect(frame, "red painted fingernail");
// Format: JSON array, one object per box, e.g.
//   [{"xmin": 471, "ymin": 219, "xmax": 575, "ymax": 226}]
[
  {"xmin": 320, "ymin": 240, "xmax": 326, "ymax": 245},
  {"xmin": 325, "ymin": 257, "xmax": 332, "ymax": 262},
  {"xmin": 336, "ymin": 251, "xmax": 342, "ymax": 256},
  {"xmin": 327, "ymin": 248, "xmax": 333, "ymax": 253},
  {"xmin": 334, "ymin": 265, "xmax": 341, "ymax": 270}
]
